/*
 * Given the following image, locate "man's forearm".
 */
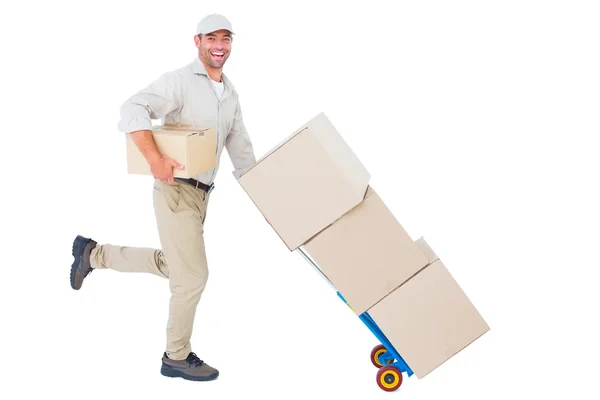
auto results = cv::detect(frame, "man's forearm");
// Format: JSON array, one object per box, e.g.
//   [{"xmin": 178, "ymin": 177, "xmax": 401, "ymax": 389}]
[{"xmin": 130, "ymin": 130, "xmax": 162, "ymax": 164}]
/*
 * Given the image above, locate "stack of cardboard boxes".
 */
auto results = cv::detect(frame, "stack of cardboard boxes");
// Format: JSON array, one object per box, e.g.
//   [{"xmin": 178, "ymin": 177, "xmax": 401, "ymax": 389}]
[{"xmin": 237, "ymin": 113, "xmax": 489, "ymax": 379}]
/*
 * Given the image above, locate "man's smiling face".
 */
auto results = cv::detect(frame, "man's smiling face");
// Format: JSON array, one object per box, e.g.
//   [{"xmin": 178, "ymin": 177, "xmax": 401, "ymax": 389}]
[{"xmin": 195, "ymin": 29, "xmax": 232, "ymax": 70}]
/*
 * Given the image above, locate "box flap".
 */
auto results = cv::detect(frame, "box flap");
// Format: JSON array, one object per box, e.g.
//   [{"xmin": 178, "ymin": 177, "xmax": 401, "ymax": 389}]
[
  {"xmin": 415, "ymin": 237, "xmax": 439, "ymax": 265},
  {"xmin": 153, "ymin": 125, "xmax": 211, "ymax": 136},
  {"xmin": 310, "ymin": 113, "xmax": 370, "ymax": 198}
]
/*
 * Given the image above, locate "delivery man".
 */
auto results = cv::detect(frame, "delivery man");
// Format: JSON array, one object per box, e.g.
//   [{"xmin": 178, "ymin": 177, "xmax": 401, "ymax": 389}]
[{"xmin": 69, "ymin": 13, "xmax": 256, "ymax": 382}]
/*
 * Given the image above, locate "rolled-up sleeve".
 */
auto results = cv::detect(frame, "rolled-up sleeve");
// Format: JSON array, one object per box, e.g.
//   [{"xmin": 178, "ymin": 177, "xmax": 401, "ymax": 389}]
[
  {"xmin": 117, "ymin": 71, "xmax": 182, "ymax": 134},
  {"xmin": 226, "ymin": 100, "xmax": 256, "ymax": 179}
]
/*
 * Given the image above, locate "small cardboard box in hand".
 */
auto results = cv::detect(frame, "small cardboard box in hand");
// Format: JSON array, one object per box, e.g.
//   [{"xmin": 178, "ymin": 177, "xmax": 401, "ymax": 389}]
[{"xmin": 126, "ymin": 125, "xmax": 216, "ymax": 178}]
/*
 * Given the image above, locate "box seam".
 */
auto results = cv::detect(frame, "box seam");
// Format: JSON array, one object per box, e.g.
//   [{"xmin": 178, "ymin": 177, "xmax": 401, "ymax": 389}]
[
  {"xmin": 365, "ymin": 261, "xmax": 433, "ymax": 313},
  {"xmin": 303, "ymin": 185, "xmax": 375, "ymax": 247}
]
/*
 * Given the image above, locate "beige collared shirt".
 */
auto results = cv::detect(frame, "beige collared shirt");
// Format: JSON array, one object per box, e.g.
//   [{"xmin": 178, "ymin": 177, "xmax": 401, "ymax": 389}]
[{"xmin": 117, "ymin": 57, "xmax": 256, "ymax": 184}]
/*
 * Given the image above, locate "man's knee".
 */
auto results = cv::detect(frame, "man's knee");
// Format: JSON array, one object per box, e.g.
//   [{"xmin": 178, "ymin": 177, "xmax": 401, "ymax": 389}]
[{"xmin": 170, "ymin": 266, "xmax": 209, "ymax": 300}]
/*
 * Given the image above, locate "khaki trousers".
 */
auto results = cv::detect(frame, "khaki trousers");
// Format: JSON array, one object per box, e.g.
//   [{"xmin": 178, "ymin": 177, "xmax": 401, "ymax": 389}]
[{"xmin": 89, "ymin": 179, "xmax": 210, "ymax": 360}]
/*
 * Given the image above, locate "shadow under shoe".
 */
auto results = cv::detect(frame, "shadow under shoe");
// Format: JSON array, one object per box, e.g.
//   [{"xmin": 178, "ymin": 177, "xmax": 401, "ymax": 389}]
[{"xmin": 161, "ymin": 352, "xmax": 219, "ymax": 381}]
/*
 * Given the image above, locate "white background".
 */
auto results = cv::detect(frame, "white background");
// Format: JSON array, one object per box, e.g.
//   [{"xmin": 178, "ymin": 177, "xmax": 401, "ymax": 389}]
[{"xmin": 1, "ymin": 0, "xmax": 599, "ymax": 398}]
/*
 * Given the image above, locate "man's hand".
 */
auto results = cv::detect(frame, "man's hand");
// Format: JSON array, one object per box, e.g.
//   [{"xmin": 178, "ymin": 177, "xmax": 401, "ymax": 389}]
[
  {"xmin": 149, "ymin": 155, "xmax": 184, "ymax": 184},
  {"xmin": 129, "ymin": 130, "xmax": 184, "ymax": 184}
]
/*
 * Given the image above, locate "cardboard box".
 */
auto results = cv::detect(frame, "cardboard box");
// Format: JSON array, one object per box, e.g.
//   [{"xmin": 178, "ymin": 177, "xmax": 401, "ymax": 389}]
[
  {"xmin": 302, "ymin": 186, "xmax": 430, "ymax": 315},
  {"xmin": 367, "ymin": 250, "xmax": 490, "ymax": 379},
  {"xmin": 238, "ymin": 113, "xmax": 370, "ymax": 251},
  {"xmin": 126, "ymin": 125, "xmax": 216, "ymax": 178}
]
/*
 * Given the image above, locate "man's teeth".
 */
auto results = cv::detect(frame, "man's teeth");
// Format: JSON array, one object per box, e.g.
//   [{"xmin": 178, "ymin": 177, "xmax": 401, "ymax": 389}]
[{"xmin": 212, "ymin": 52, "xmax": 224, "ymax": 56}]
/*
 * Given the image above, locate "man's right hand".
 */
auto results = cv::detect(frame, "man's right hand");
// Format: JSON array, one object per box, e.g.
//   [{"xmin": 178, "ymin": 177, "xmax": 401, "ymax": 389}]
[
  {"xmin": 149, "ymin": 155, "xmax": 184, "ymax": 184},
  {"xmin": 129, "ymin": 130, "xmax": 184, "ymax": 184}
]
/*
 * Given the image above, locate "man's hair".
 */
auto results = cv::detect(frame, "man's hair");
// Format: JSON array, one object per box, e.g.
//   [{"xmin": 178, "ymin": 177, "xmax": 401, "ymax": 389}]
[{"xmin": 197, "ymin": 33, "xmax": 232, "ymax": 40}]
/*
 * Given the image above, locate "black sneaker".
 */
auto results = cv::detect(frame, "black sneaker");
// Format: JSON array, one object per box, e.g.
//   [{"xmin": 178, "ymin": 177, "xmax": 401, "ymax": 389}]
[
  {"xmin": 161, "ymin": 352, "xmax": 219, "ymax": 381},
  {"xmin": 70, "ymin": 235, "xmax": 97, "ymax": 290}
]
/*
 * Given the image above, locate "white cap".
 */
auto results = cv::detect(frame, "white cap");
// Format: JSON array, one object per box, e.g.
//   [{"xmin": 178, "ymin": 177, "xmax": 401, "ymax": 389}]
[{"xmin": 196, "ymin": 14, "xmax": 234, "ymax": 35}]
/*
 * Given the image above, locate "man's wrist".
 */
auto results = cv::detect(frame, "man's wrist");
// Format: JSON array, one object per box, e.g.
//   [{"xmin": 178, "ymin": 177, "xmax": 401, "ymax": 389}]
[
  {"xmin": 130, "ymin": 130, "xmax": 162, "ymax": 165},
  {"xmin": 146, "ymin": 151, "xmax": 162, "ymax": 165}
]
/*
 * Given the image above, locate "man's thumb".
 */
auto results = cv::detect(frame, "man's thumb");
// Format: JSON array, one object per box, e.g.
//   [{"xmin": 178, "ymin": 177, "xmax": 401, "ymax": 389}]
[{"xmin": 167, "ymin": 157, "xmax": 184, "ymax": 169}]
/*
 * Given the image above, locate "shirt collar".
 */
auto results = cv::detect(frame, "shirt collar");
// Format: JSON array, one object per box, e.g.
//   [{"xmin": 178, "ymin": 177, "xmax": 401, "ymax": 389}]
[
  {"xmin": 191, "ymin": 57, "xmax": 233, "ymax": 96},
  {"xmin": 191, "ymin": 57, "xmax": 208, "ymax": 75}
]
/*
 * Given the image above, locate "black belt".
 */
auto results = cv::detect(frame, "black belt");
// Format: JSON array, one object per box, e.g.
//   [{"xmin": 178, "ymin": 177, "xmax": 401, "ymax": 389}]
[{"xmin": 175, "ymin": 178, "xmax": 215, "ymax": 193}]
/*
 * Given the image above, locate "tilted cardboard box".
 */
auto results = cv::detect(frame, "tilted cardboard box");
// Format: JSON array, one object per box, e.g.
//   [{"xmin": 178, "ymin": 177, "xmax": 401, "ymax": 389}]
[
  {"xmin": 126, "ymin": 125, "xmax": 216, "ymax": 178},
  {"xmin": 238, "ymin": 113, "xmax": 370, "ymax": 251},
  {"xmin": 367, "ymin": 238, "xmax": 490, "ymax": 379},
  {"xmin": 302, "ymin": 186, "xmax": 430, "ymax": 315}
]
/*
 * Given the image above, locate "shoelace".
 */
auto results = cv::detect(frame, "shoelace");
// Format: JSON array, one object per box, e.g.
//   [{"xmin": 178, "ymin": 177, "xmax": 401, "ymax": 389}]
[{"xmin": 186, "ymin": 352, "xmax": 204, "ymax": 367}]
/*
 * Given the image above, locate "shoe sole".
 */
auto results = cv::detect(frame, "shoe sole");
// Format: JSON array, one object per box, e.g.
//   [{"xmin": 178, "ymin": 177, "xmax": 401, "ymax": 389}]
[
  {"xmin": 70, "ymin": 235, "xmax": 87, "ymax": 290},
  {"xmin": 160, "ymin": 366, "xmax": 219, "ymax": 381}
]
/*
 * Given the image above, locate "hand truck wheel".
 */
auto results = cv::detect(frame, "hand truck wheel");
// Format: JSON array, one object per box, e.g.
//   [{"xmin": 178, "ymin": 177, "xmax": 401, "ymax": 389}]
[
  {"xmin": 376, "ymin": 366, "xmax": 403, "ymax": 392},
  {"xmin": 370, "ymin": 344, "xmax": 393, "ymax": 368}
]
